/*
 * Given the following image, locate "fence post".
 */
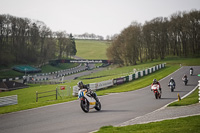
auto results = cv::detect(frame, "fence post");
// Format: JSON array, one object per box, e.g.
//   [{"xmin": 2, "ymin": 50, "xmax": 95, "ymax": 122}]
[
  {"xmin": 198, "ymin": 80, "xmax": 200, "ymax": 103},
  {"xmin": 36, "ymin": 91, "xmax": 38, "ymax": 102},
  {"xmin": 56, "ymin": 88, "xmax": 58, "ymax": 100}
]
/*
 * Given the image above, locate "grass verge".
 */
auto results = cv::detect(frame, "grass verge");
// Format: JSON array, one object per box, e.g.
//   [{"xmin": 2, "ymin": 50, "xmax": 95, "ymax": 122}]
[
  {"xmin": 168, "ymin": 87, "xmax": 199, "ymax": 106},
  {"xmin": 95, "ymin": 115, "xmax": 200, "ymax": 133}
]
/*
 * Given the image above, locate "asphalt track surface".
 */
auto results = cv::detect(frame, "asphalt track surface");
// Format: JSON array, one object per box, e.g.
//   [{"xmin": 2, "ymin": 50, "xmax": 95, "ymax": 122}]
[{"xmin": 0, "ymin": 66, "xmax": 200, "ymax": 133}]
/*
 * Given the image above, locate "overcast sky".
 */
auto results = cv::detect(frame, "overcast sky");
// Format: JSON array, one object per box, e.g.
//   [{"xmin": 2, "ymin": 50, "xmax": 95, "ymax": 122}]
[{"xmin": 0, "ymin": 0, "xmax": 200, "ymax": 38}]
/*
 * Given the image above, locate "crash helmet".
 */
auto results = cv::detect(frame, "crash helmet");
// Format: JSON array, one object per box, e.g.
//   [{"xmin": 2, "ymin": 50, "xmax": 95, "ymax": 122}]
[
  {"xmin": 153, "ymin": 79, "xmax": 157, "ymax": 83},
  {"xmin": 171, "ymin": 77, "xmax": 173, "ymax": 80},
  {"xmin": 77, "ymin": 81, "xmax": 83, "ymax": 87}
]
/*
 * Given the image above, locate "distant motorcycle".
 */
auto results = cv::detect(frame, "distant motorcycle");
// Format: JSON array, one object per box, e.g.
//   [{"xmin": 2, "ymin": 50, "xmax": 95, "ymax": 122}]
[
  {"xmin": 78, "ymin": 89, "xmax": 101, "ymax": 113},
  {"xmin": 168, "ymin": 82, "xmax": 175, "ymax": 92},
  {"xmin": 182, "ymin": 78, "xmax": 188, "ymax": 86},
  {"xmin": 190, "ymin": 69, "xmax": 193, "ymax": 76},
  {"xmin": 151, "ymin": 84, "xmax": 161, "ymax": 99}
]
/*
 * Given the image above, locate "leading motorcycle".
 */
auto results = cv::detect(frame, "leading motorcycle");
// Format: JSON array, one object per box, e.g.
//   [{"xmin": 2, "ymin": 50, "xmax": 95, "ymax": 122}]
[
  {"xmin": 151, "ymin": 84, "xmax": 161, "ymax": 99},
  {"xmin": 78, "ymin": 89, "xmax": 101, "ymax": 113}
]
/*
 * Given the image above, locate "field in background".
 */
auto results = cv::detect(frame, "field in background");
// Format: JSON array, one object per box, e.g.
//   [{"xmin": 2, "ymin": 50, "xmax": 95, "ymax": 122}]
[{"xmin": 75, "ymin": 40, "xmax": 110, "ymax": 59}]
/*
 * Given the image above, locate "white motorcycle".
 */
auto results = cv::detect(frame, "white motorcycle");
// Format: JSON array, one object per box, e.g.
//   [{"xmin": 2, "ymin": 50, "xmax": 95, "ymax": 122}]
[
  {"xmin": 190, "ymin": 69, "xmax": 193, "ymax": 76},
  {"xmin": 168, "ymin": 82, "xmax": 175, "ymax": 92},
  {"xmin": 151, "ymin": 84, "xmax": 161, "ymax": 99},
  {"xmin": 78, "ymin": 89, "xmax": 101, "ymax": 113}
]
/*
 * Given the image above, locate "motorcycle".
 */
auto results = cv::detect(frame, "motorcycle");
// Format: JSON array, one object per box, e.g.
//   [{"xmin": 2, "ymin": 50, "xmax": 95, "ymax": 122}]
[
  {"xmin": 151, "ymin": 84, "xmax": 161, "ymax": 99},
  {"xmin": 78, "ymin": 89, "xmax": 101, "ymax": 113},
  {"xmin": 182, "ymin": 78, "xmax": 188, "ymax": 85},
  {"xmin": 168, "ymin": 82, "xmax": 175, "ymax": 92},
  {"xmin": 190, "ymin": 69, "xmax": 193, "ymax": 76}
]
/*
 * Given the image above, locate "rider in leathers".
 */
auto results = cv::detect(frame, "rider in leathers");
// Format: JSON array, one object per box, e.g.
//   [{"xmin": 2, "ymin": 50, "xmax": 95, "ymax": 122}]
[
  {"xmin": 169, "ymin": 77, "xmax": 176, "ymax": 88},
  {"xmin": 77, "ymin": 81, "xmax": 97, "ymax": 99},
  {"xmin": 151, "ymin": 79, "xmax": 162, "ymax": 93}
]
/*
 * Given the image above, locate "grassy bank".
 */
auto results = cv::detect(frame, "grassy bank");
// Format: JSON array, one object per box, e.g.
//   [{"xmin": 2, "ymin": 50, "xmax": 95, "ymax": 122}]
[
  {"xmin": 75, "ymin": 40, "xmax": 109, "ymax": 60},
  {"xmin": 168, "ymin": 87, "xmax": 199, "ymax": 106},
  {"xmin": 95, "ymin": 115, "xmax": 200, "ymax": 133}
]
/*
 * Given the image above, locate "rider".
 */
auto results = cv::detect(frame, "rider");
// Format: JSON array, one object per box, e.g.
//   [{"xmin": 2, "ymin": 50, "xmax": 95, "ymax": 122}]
[
  {"xmin": 182, "ymin": 74, "xmax": 188, "ymax": 81},
  {"xmin": 77, "ymin": 81, "xmax": 97, "ymax": 99},
  {"xmin": 169, "ymin": 77, "xmax": 176, "ymax": 87},
  {"xmin": 190, "ymin": 67, "xmax": 193, "ymax": 75},
  {"xmin": 151, "ymin": 79, "xmax": 162, "ymax": 93}
]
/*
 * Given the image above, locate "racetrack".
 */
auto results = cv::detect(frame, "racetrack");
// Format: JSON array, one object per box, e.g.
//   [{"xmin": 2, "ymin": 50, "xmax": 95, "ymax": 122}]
[{"xmin": 0, "ymin": 66, "xmax": 199, "ymax": 133}]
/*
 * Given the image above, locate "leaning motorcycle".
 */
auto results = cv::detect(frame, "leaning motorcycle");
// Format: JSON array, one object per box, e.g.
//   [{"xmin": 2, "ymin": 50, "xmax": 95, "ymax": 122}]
[
  {"xmin": 168, "ymin": 82, "xmax": 175, "ymax": 92},
  {"xmin": 182, "ymin": 78, "xmax": 188, "ymax": 85},
  {"xmin": 78, "ymin": 89, "xmax": 101, "ymax": 113},
  {"xmin": 151, "ymin": 84, "xmax": 161, "ymax": 99}
]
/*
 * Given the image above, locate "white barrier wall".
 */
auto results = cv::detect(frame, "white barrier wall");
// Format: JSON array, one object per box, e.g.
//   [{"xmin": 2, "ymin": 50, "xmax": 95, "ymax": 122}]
[
  {"xmin": 135, "ymin": 72, "xmax": 138, "ymax": 79},
  {"xmin": 129, "ymin": 74, "xmax": 133, "ymax": 81},
  {"xmin": 145, "ymin": 69, "xmax": 148, "ymax": 75},
  {"xmin": 140, "ymin": 71, "xmax": 143, "ymax": 77},
  {"xmin": 149, "ymin": 68, "xmax": 152, "ymax": 73},
  {"xmin": 153, "ymin": 66, "xmax": 155, "ymax": 72}
]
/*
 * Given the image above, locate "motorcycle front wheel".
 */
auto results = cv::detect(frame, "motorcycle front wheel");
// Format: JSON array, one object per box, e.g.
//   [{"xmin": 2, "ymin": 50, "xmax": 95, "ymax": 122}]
[
  {"xmin": 155, "ymin": 92, "xmax": 158, "ymax": 99},
  {"xmin": 184, "ymin": 81, "xmax": 187, "ymax": 85},
  {"xmin": 80, "ymin": 99, "xmax": 89, "ymax": 113},
  {"xmin": 95, "ymin": 101, "xmax": 101, "ymax": 111},
  {"xmin": 170, "ymin": 86, "xmax": 174, "ymax": 92}
]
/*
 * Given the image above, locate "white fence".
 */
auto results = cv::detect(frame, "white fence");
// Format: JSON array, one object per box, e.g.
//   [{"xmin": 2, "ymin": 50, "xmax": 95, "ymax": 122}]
[{"xmin": 0, "ymin": 95, "xmax": 18, "ymax": 107}]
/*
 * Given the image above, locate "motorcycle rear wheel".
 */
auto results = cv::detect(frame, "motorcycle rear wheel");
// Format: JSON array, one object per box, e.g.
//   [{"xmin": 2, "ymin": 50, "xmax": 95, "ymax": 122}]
[{"xmin": 80, "ymin": 99, "xmax": 89, "ymax": 113}]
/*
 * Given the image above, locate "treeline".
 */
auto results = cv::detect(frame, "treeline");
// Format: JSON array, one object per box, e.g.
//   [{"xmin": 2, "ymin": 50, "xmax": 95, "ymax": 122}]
[
  {"xmin": 107, "ymin": 10, "xmax": 200, "ymax": 66},
  {"xmin": 0, "ymin": 14, "xmax": 77, "ymax": 66},
  {"xmin": 74, "ymin": 33, "xmax": 104, "ymax": 40}
]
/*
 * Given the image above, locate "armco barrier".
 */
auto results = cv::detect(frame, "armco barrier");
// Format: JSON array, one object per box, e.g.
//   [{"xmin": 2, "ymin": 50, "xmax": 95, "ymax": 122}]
[
  {"xmin": 72, "ymin": 63, "xmax": 166, "ymax": 96},
  {"xmin": 90, "ymin": 80, "xmax": 113, "ymax": 90},
  {"xmin": 0, "ymin": 95, "xmax": 18, "ymax": 107}
]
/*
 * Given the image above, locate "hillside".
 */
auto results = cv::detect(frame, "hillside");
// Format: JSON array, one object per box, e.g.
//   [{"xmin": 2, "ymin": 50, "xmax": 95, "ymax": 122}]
[{"xmin": 75, "ymin": 40, "xmax": 110, "ymax": 60}]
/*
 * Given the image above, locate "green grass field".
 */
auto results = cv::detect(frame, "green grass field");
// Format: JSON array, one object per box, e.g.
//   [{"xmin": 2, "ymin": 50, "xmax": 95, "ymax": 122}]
[{"xmin": 75, "ymin": 40, "xmax": 110, "ymax": 59}]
